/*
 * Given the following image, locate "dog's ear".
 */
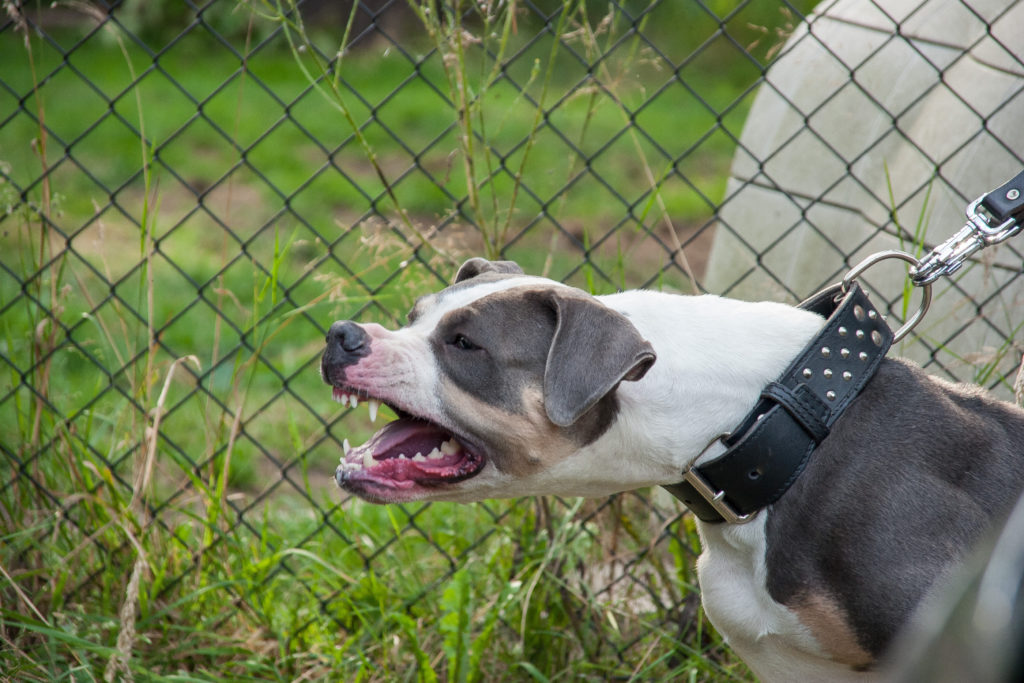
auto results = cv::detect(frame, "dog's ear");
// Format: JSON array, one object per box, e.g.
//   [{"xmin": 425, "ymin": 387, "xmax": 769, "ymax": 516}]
[
  {"xmin": 539, "ymin": 290, "xmax": 656, "ymax": 427},
  {"xmin": 454, "ymin": 257, "xmax": 524, "ymax": 283}
]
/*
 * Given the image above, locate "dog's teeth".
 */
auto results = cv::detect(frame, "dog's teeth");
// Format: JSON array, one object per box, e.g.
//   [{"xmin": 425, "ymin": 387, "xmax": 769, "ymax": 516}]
[
  {"xmin": 343, "ymin": 438, "xmax": 351, "ymax": 455},
  {"xmin": 398, "ymin": 453, "xmax": 408, "ymax": 460},
  {"xmin": 368, "ymin": 399, "xmax": 379, "ymax": 423},
  {"xmin": 350, "ymin": 394, "xmax": 360, "ymax": 409},
  {"xmin": 440, "ymin": 439, "xmax": 459, "ymax": 455},
  {"xmin": 428, "ymin": 447, "xmax": 444, "ymax": 460},
  {"xmin": 363, "ymin": 452, "xmax": 374, "ymax": 469},
  {"xmin": 333, "ymin": 389, "xmax": 347, "ymax": 404},
  {"xmin": 412, "ymin": 453, "xmax": 427, "ymax": 462}
]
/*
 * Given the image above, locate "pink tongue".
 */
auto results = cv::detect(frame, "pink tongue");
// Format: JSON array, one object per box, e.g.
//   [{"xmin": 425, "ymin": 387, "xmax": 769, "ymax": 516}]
[{"xmin": 367, "ymin": 418, "xmax": 448, "ymax": 457}]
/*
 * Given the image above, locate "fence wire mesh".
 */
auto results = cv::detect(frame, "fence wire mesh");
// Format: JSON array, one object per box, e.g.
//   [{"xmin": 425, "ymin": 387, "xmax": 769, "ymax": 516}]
[{"xmin": 1, "ymin": 0, "xmax": 1022, "ymax": 679}]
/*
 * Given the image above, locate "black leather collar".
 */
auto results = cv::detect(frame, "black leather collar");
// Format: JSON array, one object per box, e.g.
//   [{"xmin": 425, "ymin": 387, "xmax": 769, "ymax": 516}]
[{"xmin": 663, "ymin": 281, "xmax": 894, "ymax": 523}]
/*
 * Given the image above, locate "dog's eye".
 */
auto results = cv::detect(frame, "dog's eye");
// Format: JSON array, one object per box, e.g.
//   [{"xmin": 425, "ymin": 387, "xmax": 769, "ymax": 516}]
[{"xmin": 450, "ymin": 334, "xmax": 479, "ymax": 351}]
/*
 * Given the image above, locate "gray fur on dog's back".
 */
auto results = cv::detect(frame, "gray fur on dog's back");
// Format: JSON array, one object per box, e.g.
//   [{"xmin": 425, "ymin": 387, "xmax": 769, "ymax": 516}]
[{"xmin": 765, "ymin": 357, "xmax": 1024, "ymax": 660}]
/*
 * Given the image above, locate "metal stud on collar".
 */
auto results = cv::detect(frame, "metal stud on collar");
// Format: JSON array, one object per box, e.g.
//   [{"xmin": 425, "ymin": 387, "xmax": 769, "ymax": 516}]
[{"xmin": 841, "ymin": 250, "xmax": 932, "ymax": 343}]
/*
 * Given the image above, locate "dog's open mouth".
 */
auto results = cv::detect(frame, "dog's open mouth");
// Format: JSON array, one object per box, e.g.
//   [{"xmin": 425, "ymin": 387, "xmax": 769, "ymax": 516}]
[{"xmin": 331, "ymin": 386, "xmax": 485, "ymax": 500}]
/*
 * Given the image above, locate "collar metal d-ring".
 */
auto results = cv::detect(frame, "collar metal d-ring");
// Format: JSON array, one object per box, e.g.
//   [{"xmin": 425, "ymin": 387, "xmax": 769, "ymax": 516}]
[{"xmin": 840, "ymin": 250, "xmax": 932, "ymax": 343}]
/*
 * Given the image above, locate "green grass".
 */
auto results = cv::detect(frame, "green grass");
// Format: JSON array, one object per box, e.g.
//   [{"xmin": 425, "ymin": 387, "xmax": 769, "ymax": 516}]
[{"xmin": 0, "ymin": 0, "xmax": 819, "ymax": 679}]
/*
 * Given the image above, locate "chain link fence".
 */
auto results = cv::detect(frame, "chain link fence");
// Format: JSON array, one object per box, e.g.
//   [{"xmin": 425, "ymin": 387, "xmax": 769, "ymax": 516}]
[{"xmin": 1, "ymin": 0, "xmax": 1021, "ymax": 679}]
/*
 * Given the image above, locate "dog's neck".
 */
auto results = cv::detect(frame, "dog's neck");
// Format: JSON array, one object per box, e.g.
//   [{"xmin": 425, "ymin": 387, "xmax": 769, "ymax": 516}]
[
  {"xmin": 600, "ymin": 290, "xmax": 825, "ymax": 477},
  {"xmin": 599, "ymin": 290, "xmax": 839, "ymax": 676}
]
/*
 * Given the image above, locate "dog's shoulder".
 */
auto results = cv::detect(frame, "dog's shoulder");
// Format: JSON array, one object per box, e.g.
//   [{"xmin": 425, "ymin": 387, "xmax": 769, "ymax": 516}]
[
  {"xmin": 853, "ymin": 357, "xmax": 1024, "ymax": 464},
  {"xmin": 764, "ymin": 357, "xmax": 1024, "ymax": 662}
]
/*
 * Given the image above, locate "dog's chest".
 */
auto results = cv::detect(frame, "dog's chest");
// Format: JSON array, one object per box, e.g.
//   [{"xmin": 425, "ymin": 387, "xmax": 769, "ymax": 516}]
[{"xmin": 695, "ymin": 518, "xmax": 873, "ymax": 682}]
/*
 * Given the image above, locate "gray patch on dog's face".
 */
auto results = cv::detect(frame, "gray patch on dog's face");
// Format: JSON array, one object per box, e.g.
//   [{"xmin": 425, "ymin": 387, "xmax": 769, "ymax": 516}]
[
  {"xmin": 431, "ymin": 290, "xmax": 553, "ymax": 413},
  {"xmin": 428, "ymin": 287, "xmax": 634, "ymax": 476}
]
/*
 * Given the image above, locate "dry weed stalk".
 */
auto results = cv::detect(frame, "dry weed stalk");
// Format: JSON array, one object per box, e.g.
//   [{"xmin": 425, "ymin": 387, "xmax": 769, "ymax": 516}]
[{"xmin": 104, "ymin": 356, "xmax": 200, "ymax": 682}]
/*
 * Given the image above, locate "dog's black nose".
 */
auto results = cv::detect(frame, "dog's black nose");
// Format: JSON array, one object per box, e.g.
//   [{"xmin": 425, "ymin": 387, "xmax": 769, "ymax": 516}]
[
  {"xmin": 326, "ymin": 321, "xmax": 369, "ymax": 353},
  {"xmin": 322, "ymin": 321, "xmax": 371, "ymax": 384}
]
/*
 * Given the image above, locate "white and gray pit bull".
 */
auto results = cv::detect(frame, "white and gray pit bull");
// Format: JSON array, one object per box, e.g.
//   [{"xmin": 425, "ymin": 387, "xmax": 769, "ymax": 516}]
[{"xmin": 320, "ymin": 257, "xmax": 1024, "ymax": 682}]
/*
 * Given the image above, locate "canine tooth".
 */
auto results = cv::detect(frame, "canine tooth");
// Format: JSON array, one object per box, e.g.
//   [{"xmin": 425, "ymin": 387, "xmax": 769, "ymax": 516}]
[
  {"xmin": 363, "ymin": 452, "xmax": 374, "ymax": 469},
  {"xmin": 412, "ymin": 453, "xmax": 427, "ymax": 462},
  {"xmin": 343, "ymin": 438, "xmax": 351, "ymax": 455},
  {"xmin": 368, "ymin": 399, "xmax": 379, "ymax": 423},
  {"xmin": 428, "ymin": 447, "xmax": 444, "ymax": 459},
  {"xmin": 440, "ymin": 439, "xmax": 459, "ymax": 455}
]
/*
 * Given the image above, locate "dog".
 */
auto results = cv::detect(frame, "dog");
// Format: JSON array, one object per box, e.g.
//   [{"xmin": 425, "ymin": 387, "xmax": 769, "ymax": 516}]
[{"xmin": 320, "ymin": 257, "xmax": 1024, "ymax": 682}]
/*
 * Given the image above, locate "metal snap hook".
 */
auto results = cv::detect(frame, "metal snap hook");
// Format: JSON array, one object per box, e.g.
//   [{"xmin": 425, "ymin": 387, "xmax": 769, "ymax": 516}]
[{"xmin": 841, "ymin": 250, "xmax": 932, "ymax": 343}]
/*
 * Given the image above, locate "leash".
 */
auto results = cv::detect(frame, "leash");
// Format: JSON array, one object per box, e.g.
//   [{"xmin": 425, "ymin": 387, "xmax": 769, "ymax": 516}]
[{"xmin": 665, "ymin": 167, "xmax": 1024, "ymax": 524}]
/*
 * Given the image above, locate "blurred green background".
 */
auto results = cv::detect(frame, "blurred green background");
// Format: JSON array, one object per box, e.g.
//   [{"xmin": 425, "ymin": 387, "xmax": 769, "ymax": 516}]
[{"xmin": 0, "ymin": 1, "xmax": 815, "ymax": 680}]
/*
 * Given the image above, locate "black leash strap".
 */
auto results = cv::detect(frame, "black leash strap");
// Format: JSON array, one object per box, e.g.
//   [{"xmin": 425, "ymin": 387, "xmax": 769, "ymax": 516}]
[
  {"xmin": 663, "ymin": 281, "xmax": 894, "ymax": 524},
  {"xmin": 980, "ymin": 168, "xmax": 1024, "ymax": 225}
]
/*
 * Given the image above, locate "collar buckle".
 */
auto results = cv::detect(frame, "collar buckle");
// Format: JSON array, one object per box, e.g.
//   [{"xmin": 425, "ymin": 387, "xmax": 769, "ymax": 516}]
[{"xmin": 681, "ymin": 466, "xmax": 755, "ymax": 525}]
